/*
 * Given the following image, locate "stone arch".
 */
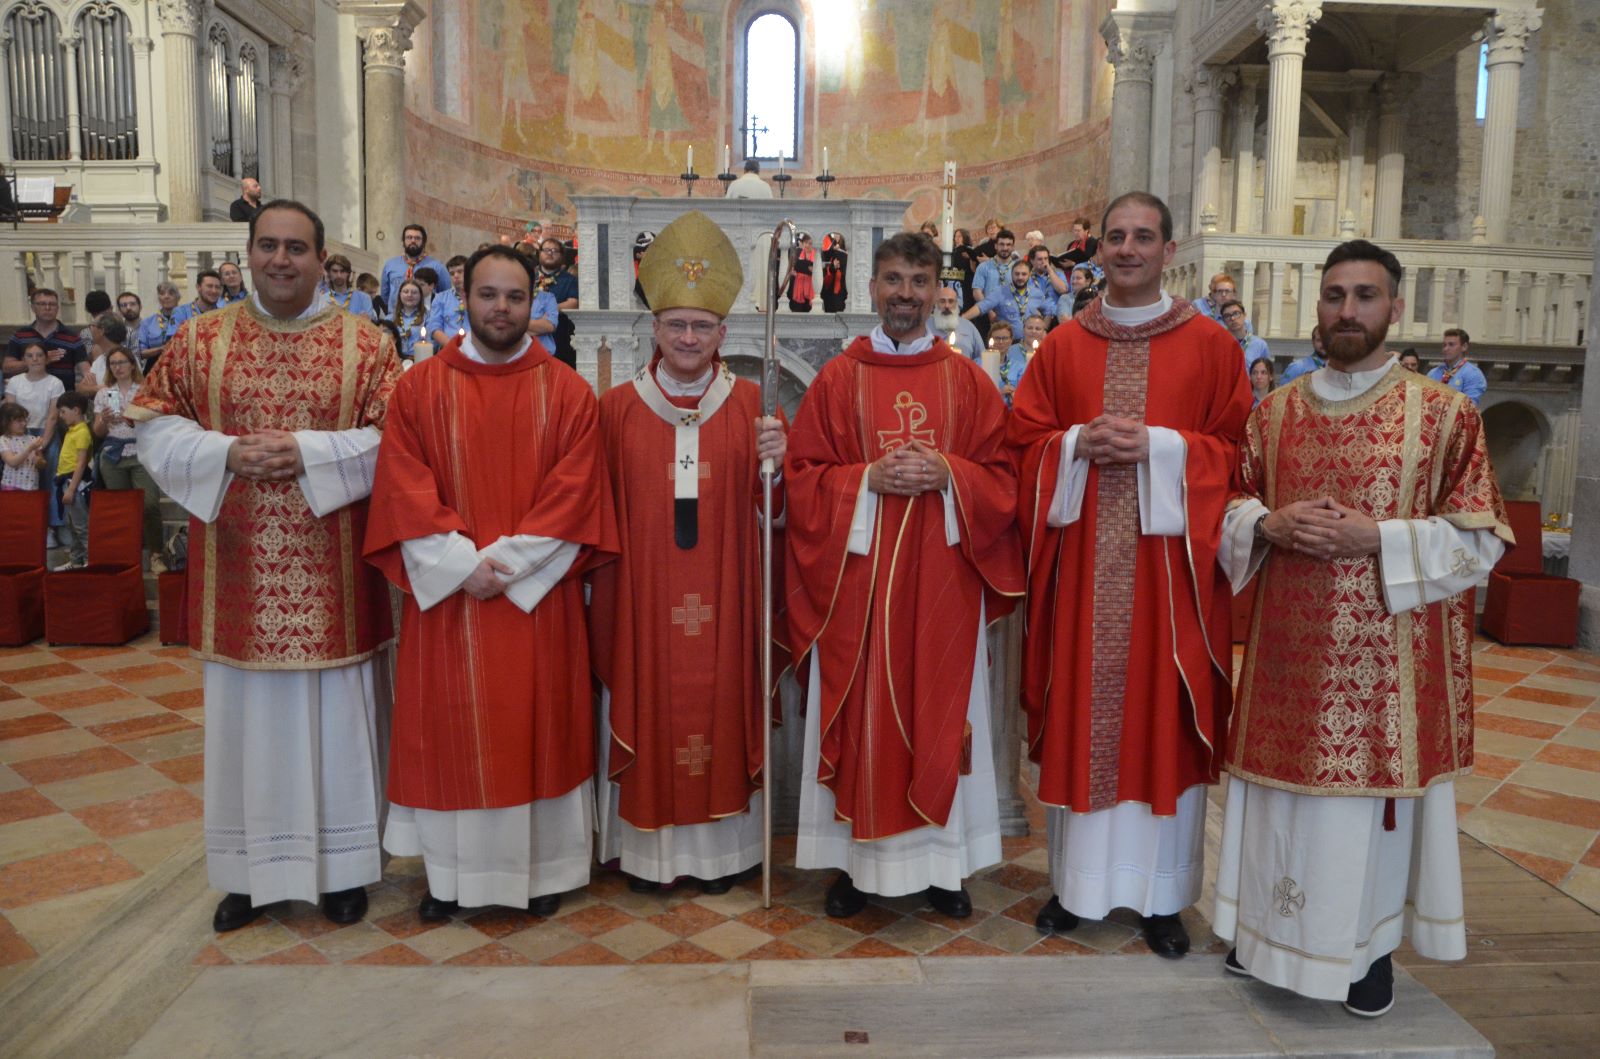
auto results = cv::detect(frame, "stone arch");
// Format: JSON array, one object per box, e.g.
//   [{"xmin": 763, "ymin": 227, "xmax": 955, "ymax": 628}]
[{"xmin": 1481, "ymin": 399, "xmax": 1549, "ymax": 501}]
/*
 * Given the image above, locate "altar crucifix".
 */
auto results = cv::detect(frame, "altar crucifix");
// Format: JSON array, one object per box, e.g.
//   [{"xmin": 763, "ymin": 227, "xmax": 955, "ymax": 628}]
[{"xmin": 740, "ymin": 116, "xmax": 770, "ymax": 158}]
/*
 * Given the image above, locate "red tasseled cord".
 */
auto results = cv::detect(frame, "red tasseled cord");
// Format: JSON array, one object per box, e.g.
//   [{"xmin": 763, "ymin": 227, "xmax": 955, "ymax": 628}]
[{"xmin": 1383, "ymin": 797, "xmax": 1396, "ymax": 832}]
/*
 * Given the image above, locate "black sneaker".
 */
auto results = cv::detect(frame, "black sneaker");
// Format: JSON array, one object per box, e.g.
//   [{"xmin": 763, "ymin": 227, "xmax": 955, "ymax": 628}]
[
  {"xmin": 1224, "ymin": 948, "xmax": 1249, "ymax": 976},
  {"xmin": 1343, "ymin": 954, "xmax": 1395, "ymax": 1018}
]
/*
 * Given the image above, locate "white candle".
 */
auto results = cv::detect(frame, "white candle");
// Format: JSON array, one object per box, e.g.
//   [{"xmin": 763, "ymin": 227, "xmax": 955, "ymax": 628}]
[
  {"xmin": 686, "ymin": 145, "xmax": 694, "ymax": 173},
  {"xmin": 940, "ymin": 161, "xmax": 957, "ymax": 255},
  {"xmin": 948, "ymin": 330, "xmax": 958, "ymax": 352},
  {"xmin": 981, "ymin": 349, "xmax": 1002, "ymax": 389},
  {"xmin": 723, "ymin": 143, "xmax": 731, "ymax": 173},
  {"xmin": 822, "ymin": 147, "xmax": 829, "ymax": 174},
  {"xmin": 1029, "ymin": 339, "xmax": 1039, "ymax": 360}
]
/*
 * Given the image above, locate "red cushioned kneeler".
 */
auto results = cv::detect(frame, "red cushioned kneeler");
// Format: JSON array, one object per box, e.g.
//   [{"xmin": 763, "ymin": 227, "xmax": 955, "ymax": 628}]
[
  {"xmin": 43, "ymin": 489, "xmax": 150, "ymax": 645},
  {"xmin": 0, "ymin": 491, "xmax": 50, "ymax": 645},
  {"xmin": 158, "ymin": 570, "xmax": 189, "ymax": 645},
  {"xmin": 1480, "ymin": 500, "xmax": 1579, "ymax": 648}
]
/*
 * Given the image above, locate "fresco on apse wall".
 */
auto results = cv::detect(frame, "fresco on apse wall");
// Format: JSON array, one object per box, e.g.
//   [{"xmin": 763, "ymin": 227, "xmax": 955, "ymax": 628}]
[{"xmin": 405, "ymin": 0, "xmax": 1110, "ymax": 247}]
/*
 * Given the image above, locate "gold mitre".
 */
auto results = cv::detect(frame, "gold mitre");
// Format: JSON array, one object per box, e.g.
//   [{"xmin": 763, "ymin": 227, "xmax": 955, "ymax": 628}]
[{"xmin": 638, "ymin": 210, "xmax": 743, "ymax": 318}]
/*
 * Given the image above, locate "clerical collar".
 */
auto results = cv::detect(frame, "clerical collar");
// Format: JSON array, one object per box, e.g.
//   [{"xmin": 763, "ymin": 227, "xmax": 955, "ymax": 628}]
[
  {"xmin": 460, "ymin": 333, "xmax": 531, "ymax": 364},
  {"xmin": 1099, "ymin": 291, "xmax": 1172, "ymax": 326},
  {"xmin": 654, "ymin": 364, "xmax": 713, "ymax": 397},
  {"xmin": 870, "ymin": 323, "xmax": 936, "ymax": 357},
  {"xmin": 252, "ymin": 288, "xmax": 328, "ymax": 321},
  {"xmin": 1311, "ymin": 355, "xmax": 1398, "ymax": 400}
]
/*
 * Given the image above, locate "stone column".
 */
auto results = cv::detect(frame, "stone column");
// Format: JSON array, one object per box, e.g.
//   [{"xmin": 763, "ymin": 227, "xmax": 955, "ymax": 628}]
[
  {"xmin": 156, "ymin": 0, "xmax": 204, "ymax": 223},
  {"xmin": 1570, "ymin": 229, "xmax": 1600, "ymax": 648},
  {"xmin": 1478, "ymin": 11, "xmax": 1541, "ymax": 244},
  {"xmin": 1102, "ymin": 21, "xmax": 1163, "ymax": 197},
  {"xmin": 0, "ymin": 33, "xmax": 14, "ymax": 164},
  {"xmin": 1231, "ymin": 69, "xmax": 1263, "ymax": 233},
  {"xmin": 1258, "ymin": 0, "xmax": 1322, "ymax": 235},
  {"xmin": 1188, "ymin": 66, "xmax": 1235, "ymax": 236},
  {"xmin": 62, "ymin": 33, "xmax": 83, "ymax": 162},
  {"xmin": 1372, "ymin": 74, "xmax": 1409, "ymax": 240},
  {"xmin": 1343, "ymin": 92, "xmax": 1370, "ymax": 236},
  {"xmin": 267, "ymin": 44, "xmax": 305, "ymax": 200},
  {"xmin": 354, "ymin": 4, "xmax": 423, "ymax": 258}
]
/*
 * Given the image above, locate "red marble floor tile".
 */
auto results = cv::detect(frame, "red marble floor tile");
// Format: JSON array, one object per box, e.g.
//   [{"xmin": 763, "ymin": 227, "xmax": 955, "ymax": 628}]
[
  {"xmin": 85, "ymin": 713, "xmax": 198, "ymax": 744},
  {"xmin": 1481, "ymin": 783, "xmax": 1600, "ymax": 830},
  {"xmin": 1475, "ymin": 712, "xmax": 1564, "ymax": 741},
  {"xmin": 648, "ymin": 900, "xmax": 728, "ymax": 938},
  {"xmin": 737, "ymin": 905, "xmax": 815, "ymax": 937},
  {"xmin": 0, "ymin": 843, "xmax": 141, "ymax": 908},
  {"xmin": 150, "ymin": 754, "xmax": 204, "ymax": 785},
  {"xmin": 983, "ymin": 863, "xmax": 1051, "ymax": 894},
  {"xmin": 1483, "ymin": 646, "xmax": 1559, "ymax": 662},
  {"xmin": 72, "ymin": 788, "xmax": 203, "ymax": 839},
  {"xmin": 10, "ymin": 746, "xmax": 137, "ymax": 785},
  {"xmin": 33, "ymin": 686, "xmax": 133, "ymax": 712},
  {"xmin": 251, "ymin": 943, "xmax": 330, "ymax": 965},
  {"xmin": 465, "ymin": 907, "xmax": 538, "ymax": 939},
  {"xmin": 0, "ymin": 788, "xmax": 60, "ymax": 827},
  {"xmin": 50, "ymin": 646, "xmax": 136, "ymax": 661},
  {"xmin": 1496, "ymin": 847, "xmax": 1572, "ymax": 886},
  {"xmin": 0, "ymin": 686, "xmax": 20, "ymax": 702},
  {"xmin": 836, "ymin": 937, "xmax": 912, "ymax": 959},
  {"xmin": 347, "ymin": 942, "xmax": 430, "ymax": 966},
  {"xmin": 0, "ymin": 912, "xmax": 38, "ymax": 967},
  {"xmin": 1, "ymin": 663, "xmax": 85, "ymax": 685},
  {"xmin": 557, "ymin": 903, "xmax": 637, "ymax": 938},
  {"xmin": 835, "ymin": 902, "xmax": 902, "ymax": 935},
  {"xmin": 1473, "ymin": 694, "xmax": 1494, "ymax": 708},
  {"xmin": 1575, "ymin": 711, "xmax": 1600, "ymax": 732},
  {"xmin": 1502, "ymin": 685, "xmax": 1597, "ymax": 709},
  {"xmin": 1471, "ymin": 753, "xmax": 1523, "ymax": 780},
  {"xmin": 1543, "ymin": 665, "xmax": 1600, "ymax": 683},
  {"xmin": 1534, "ymin": 743, "xmax": 1600, "ymax": 772},
  {"xmin": 914, "ymin": 906, "xmax": 992, "ymax": 931},
  {"xmin": 151, "ymin": 647, "xmax": 193, "ymax": 659},
  {"xmin": 373, "ymin": 907, "xmax": 445, "ymax": 940},
  {"xmin": 540, "ymin": 942, "xmax": 627, "ymax": 966},
  {"xmin": 152, "ymin": 689, "xmax": 204, "ymax": 712},
  {"xmin": 637, "ymin": 940, "xmax": 723, "ymax": 964},
  {"xmin": 1474, "ymin": 665, "xmax": 1538, "ymax": 686},
  {"xmin": 926, "ymin": 935, "xmax": 1008, "ymax": 957},
  {"xmin": 1000, "ymin": 894, "xmax": 1049, "ymax": 927},
  {"xmin": 272, "ymin": 905, "xmax": 348, "ymax": 940},
  {"xmin": 444, "ymin": 942, "xmax": 533, "ymax": 967},
  {"xmin": 191, "ymin": 943, "xmax": 233, "ymax": 966},
  {"xmin": 99, "ymin": 662, "xmax": 188, "ymax": 686},
  {"xmin": 0, "ymin": 713, "xmax": 72, "ymax": 741},
  {"xmin": 744, "ymin": 938, "xmax": 817, "ymax": 960},
  {"xmin": 1025, "ymin": 934, "xmax": 1098, "ymax": 956}
]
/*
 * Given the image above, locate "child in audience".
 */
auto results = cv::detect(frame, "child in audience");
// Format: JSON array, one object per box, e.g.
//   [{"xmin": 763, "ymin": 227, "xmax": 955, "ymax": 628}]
[
  {"xmin": 1, "ymin": 403, "xmax": 46, "ymax": 490},
  {"xmin": 53, "ymin": 392, "xmax": 93, "ymax": 570}
]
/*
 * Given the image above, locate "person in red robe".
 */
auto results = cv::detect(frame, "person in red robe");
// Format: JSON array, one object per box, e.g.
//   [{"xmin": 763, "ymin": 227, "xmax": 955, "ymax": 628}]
[
  {"xmin": 1008, "ymin": 192, "xmax": 1251, "ymax": 957},
  {"xmin": 589, "ymin": 210, "xmax": 786, "ymax": 894},
  {"xmin": 365, "ymin": 246, "xmax": 616, "ymax": 921},
  {"xmin": 786, "ymin": 231, "xmax": 1025, "ymax": 920}
]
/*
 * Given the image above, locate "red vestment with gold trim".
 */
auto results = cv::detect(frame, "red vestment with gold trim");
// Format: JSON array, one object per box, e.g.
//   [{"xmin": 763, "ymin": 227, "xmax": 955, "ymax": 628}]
[
  {"xmin": 130, "ymin": 301, "xmax": 399, "ymax": 669},
  {"xmin": 364, "ymin": 338, "xmax": 616, "ymax": 811},
  {"xmin": 784, "ymin": 337, "xmax": 1024, "ymax": 841},
  {"xmin": 1227, "ymin": 367, "xmax": 1511, "ymax": 796},
  {"xmin": 1008, "ymin": 299, "xmax": 1251, "ymax": 815}
]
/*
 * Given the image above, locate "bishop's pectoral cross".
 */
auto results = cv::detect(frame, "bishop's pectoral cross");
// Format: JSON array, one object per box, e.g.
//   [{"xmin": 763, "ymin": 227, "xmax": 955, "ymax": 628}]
[{"xmin": 875, "ymin": 391, "xmax": 937, "ymax": 454}]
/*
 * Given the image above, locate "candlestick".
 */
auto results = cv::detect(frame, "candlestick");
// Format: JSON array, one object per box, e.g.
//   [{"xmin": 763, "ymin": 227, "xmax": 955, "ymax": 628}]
[
  {"xmin": 772, "ymin": 172, "xmax": 792, "ymax": 199},
  {"xmin": 680, "ymin": 171, "xmax": 701, "ymax": 197},
  {"xmin": 815, "ymin": 172, "xmax": 836, "ymax": 199}
]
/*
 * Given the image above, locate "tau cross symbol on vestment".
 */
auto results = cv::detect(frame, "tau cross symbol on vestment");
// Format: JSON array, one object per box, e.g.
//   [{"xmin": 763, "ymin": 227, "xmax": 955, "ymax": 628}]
[
  {"xmin": 676, "ymin": 734, "xmax": 712, "ymax": 775},
  {"xmin": 671, "ymin": 594, "xmax": 713, "ymax": 636},
  {"xmin": 875, "ymin": 391, "xmax": 936, "ymax": 454},
  {"xmin": 1274, "ymin": 876, "xmax": 1306, "ymax": 917}
]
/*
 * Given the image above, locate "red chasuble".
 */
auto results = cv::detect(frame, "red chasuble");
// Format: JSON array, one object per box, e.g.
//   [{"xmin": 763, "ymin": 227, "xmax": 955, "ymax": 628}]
[
  {"xmin": 129, "ymin": 301, "xmax": 398, "ymax": 669},
  {"xmin": 1007, "ymin": 299, "xmax": 1251, "ymax": 815},
  {"xmin": 785, "ymin": 336, "xmax": 1024, "ymax": 841},
  {"xmin": 364, "ymin": 338, "xmax": 616, "ymax": 811},
  {"xmin": 1228, "ymin": 367, "xmax": 1511, "ymax": 796},
  {"xmin": 589, "ymin": 356, "xmax": 786, "ymax": 830}
]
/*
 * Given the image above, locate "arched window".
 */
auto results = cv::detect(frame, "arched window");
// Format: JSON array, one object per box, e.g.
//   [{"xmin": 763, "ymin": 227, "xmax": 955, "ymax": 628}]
[
  {"xmin": 1474, "ymin": 41, "xmax": 1488, "ymax": 123},
  {"xmin": 237, "ymin": 44, "xmax": 261, "ymax": 178},
  {"xmin": 5, "ymin": 2, "xmax": 69, "ymax": 160},
  {"xmin": 207, "ymin": 24, "xmax": 235, "ymax": 175},
  {"xmin": 740, "ymin": 11, "xmax": 799, "ymax": 162},
  {"xmin": 75, "ymin": 2, "xmax": 138, "ymax": 160}
]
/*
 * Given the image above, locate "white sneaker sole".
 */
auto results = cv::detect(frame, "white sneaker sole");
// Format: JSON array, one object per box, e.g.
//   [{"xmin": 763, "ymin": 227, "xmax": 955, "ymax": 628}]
[
  {"xmin": 1342, "ymin": 997, "xmax": 1395, "ymax": 1018},
  {"xmin": 1224, "ymin": 957, "xmax": 1251, "ymax": 977}
]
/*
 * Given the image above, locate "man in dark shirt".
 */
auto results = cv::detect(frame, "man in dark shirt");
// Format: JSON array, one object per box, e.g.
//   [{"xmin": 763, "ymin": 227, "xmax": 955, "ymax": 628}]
[
  {"xmin": 4, "ymin": 287, "xmax": 86, "ymax": 390},
  {"xmin": 536, "ymin": 236, "xmax": 580, "ymax": 367},
  {"xmin": 228, "ymin": 177, "xmax": 263, "ymax": 223}
]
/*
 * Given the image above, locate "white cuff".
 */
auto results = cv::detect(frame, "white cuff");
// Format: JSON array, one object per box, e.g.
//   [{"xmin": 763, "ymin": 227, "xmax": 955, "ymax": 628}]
[
  {"xmin": 1045, "ymin": 425, "xmax": 1088, "ymax": 527},
  {"xmin": 1219, "ymin": 499, "xmax": 1270, "ymax": 593},
  {"xmin": 847, "ymin": 474, "xmax": 878, "ymax": 556},
  {"xmin": 294, "ymin": 427, "xmax": 382, "ymax": 517},
  {"xmin": 1377, "ymin": 518, "xmax": 1505, "ymax": 616},
  {"xmin": 401, "ymin": 531, "xmax": 480, "ymax": 611},
  {"xmin": 1138, "ymin": 427, "xmax": 1188, "ymax": 537},
  {"xmin": 479, "ymin": 534, "xmax": 580, "ymax": 613},
  {"xmin": 133, "ymin": 416, "xmax": 236, "ymax": 524},
  {"xmin": 942, "ymin": 479, "xmax": 960, "ymax": 547}
]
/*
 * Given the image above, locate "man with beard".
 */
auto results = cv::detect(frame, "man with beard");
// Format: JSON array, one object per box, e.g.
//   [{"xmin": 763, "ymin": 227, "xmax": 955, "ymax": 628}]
[
  {"xmin": 786, "ymin": 231, "xmax": 1025, "ymax": 921},
  {"xmin": 380, "ymin": 224, "xmax": 449, "ymax": 311},
  {"xmin": 366, "ymin": 245, "xmax": 614, "ymax": 921},
  {"xmin": 115, "ymin": 291, "xmax": 144, "ymax": 355},
  {"xmin": 174, "ymin": 270, "xmax": 225, "ymax": 325},
  {"xmin": 933, "ymin": 285, "xmax": 984, "ymax": 359},
  {"xmin": 1213, "ymin": 240, "xmax": 1511, "ymax": 1017},
  {"xmin": 962, "ymin": 259, "xmax": 1035, "ymax": 340},
  {"xmin": 970, "ymin": 228, "xmax": 1020, "ymax": 306},
  {"xmin": 1279, "ymin": 325, "xmax": 1327, "ymax": 383}
]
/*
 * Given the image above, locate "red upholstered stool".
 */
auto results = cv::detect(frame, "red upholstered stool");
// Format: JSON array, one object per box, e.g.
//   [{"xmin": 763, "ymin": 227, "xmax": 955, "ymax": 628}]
[
  {"xmin": 0, "ymin": 490, "xmax": 50, "ymax": 645},
  {"xmin": 158, "ymin": 570, "xmax": 189, "ymax": 645},
  {"xmin": 43, "ymin": 489, "xmax": 151, "ymax": 645},
  {"xmin": 1480, "ymin": 500, "xmax": 1579, "ymax": 648}
]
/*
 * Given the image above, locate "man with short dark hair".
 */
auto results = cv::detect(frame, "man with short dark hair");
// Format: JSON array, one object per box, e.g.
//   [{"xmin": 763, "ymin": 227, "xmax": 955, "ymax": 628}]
[
  {"xmin": 83, "ymin": 291, "xmax": 112, "ymax": 320},
  {"xmin": 537, "ymin": 236, "xmax": 580, "ymax": 367},
  {"xmin": 115, "ymin": 291, "xmax": 144, "ymax": 354},
  {"xmin": 380, "ymin": 224, "xmax": 449, "ymax": 309},
  {"xmin": 786, "ymin": 230, "xmax": 1025, "ymax": 922},
  {"xmin": 1427, "ymin": 328, "xmax": 1485, "ymax": 404},
  {"xmin": 4, "ymin": 288, "xmax": 86, "ymax": 390},
  {"xmin": 1398, "ymin": 348, "xmax": 1421, "ymax": 373},
  {"xmin": 174, "ymin": 270, "xmax": 224, "ymax": 325},
  {"xmin": 132, "ymin": 199, "xmax": 401, "ymax": 934},
  {"xmin": 228, "ymin": 177, "xmax": 264, "ymax": 223},
  {"xmin": 1280, "ymin": 326, "xmax": 1327, "ymax": 384},
  {"xmin": 426, "ymin": 255, "xmax": 471, "ymax": 347},
  {"xmin": 1215, "ymin": 239, "xmax": 1510, "ymax": 1018},
  {"xmin": 1060, "ymin": 218, "xmax": 1099, "ymax": 266},
  {"xmin": 971, "ymin": 228, "xmax": 1019, "ymax": 305},
  {"xmin": 1218, "ymin": 300, "xmax": 1271, "ymax": 372},
  {"xmin": 725, "ymin": 157, "xmax": 773, "ymax": 199},
  {"xmin": 962, "ymin": 258, "xmax": 1036, "ymax": 337}
]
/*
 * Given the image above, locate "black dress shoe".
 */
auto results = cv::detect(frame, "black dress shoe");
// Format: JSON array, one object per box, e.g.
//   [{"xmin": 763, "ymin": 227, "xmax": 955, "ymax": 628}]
[
  {"xmin": 626, "ymin": 875, "xmax": 660, "ymax": 893},
  {"xmin": 418, "ymin": 892, "xmax": 458, "ymax": 922},
  {"xmin": 528, "ymin": 892, "xmax": 561, "ymax": 917},
  {"xmin": 1224, "ymin": 948, "xmax": 1249, "ymax": 976},
  {"xmin": 213, "ymin": 892, "xmax": 264, "ymax": 933},
  {"xmin": 1343, "ymin": 954, "xmax": 1395, "ymax": 1018},
  {"xmin": 320, "ymin": 886, "xmax": 369, "ymax": 925},
  {"xmin": 926, "ymin": 886, "xmax": 972, "ymax": 919},
  {"xmin": 699, "ymin": 875, "xmax": 736, "ymax": 895},
  {"xmin": 1034, "ymin": 895, "xmax": 1080, "ymax": 934},
  {"xmin": 825, "ymin": 873, "xmax": 868, "ymax": 919},
  {"xmin": 1141, "ymin": 912, "xmax": 1190, "ymax": 958}
]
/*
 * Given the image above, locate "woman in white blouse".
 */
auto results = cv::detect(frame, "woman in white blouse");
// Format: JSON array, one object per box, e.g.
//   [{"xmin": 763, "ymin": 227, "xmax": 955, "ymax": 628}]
[{"xmin": 92, "ymin": 347, "xmax": 166, "ymax": 572}]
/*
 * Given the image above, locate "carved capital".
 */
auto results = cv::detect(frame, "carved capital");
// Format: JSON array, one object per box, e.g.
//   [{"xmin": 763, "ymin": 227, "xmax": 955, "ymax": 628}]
[
  {"xmin": 155, "ymin": 0, "xmax": 204, "ymax": 37},
  {"xmin": 1256, "ymin": 0, "xmax": 1323, "ymax": 58},
  {"xmin": 358, "ymin": 21, "xmax": 415, "ymax": 71},
  {"xmin": 1378, "ymin": 72, "xmax": 1416, "ymax": 116},
  {"xmin": 1104, "ymin": 26, "xmax": 1164, "ymax": 84},
  {"xmin": 268, "ymin": 42, "xmax": 306, "ymax": 95},
  {"xmin": 1483, "ymin": 10, "xmax": 1542, "ymax": 67},
  {"xmin": 1186, "ymin": 65, "xmax": 1236, "ymax": 113}
]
